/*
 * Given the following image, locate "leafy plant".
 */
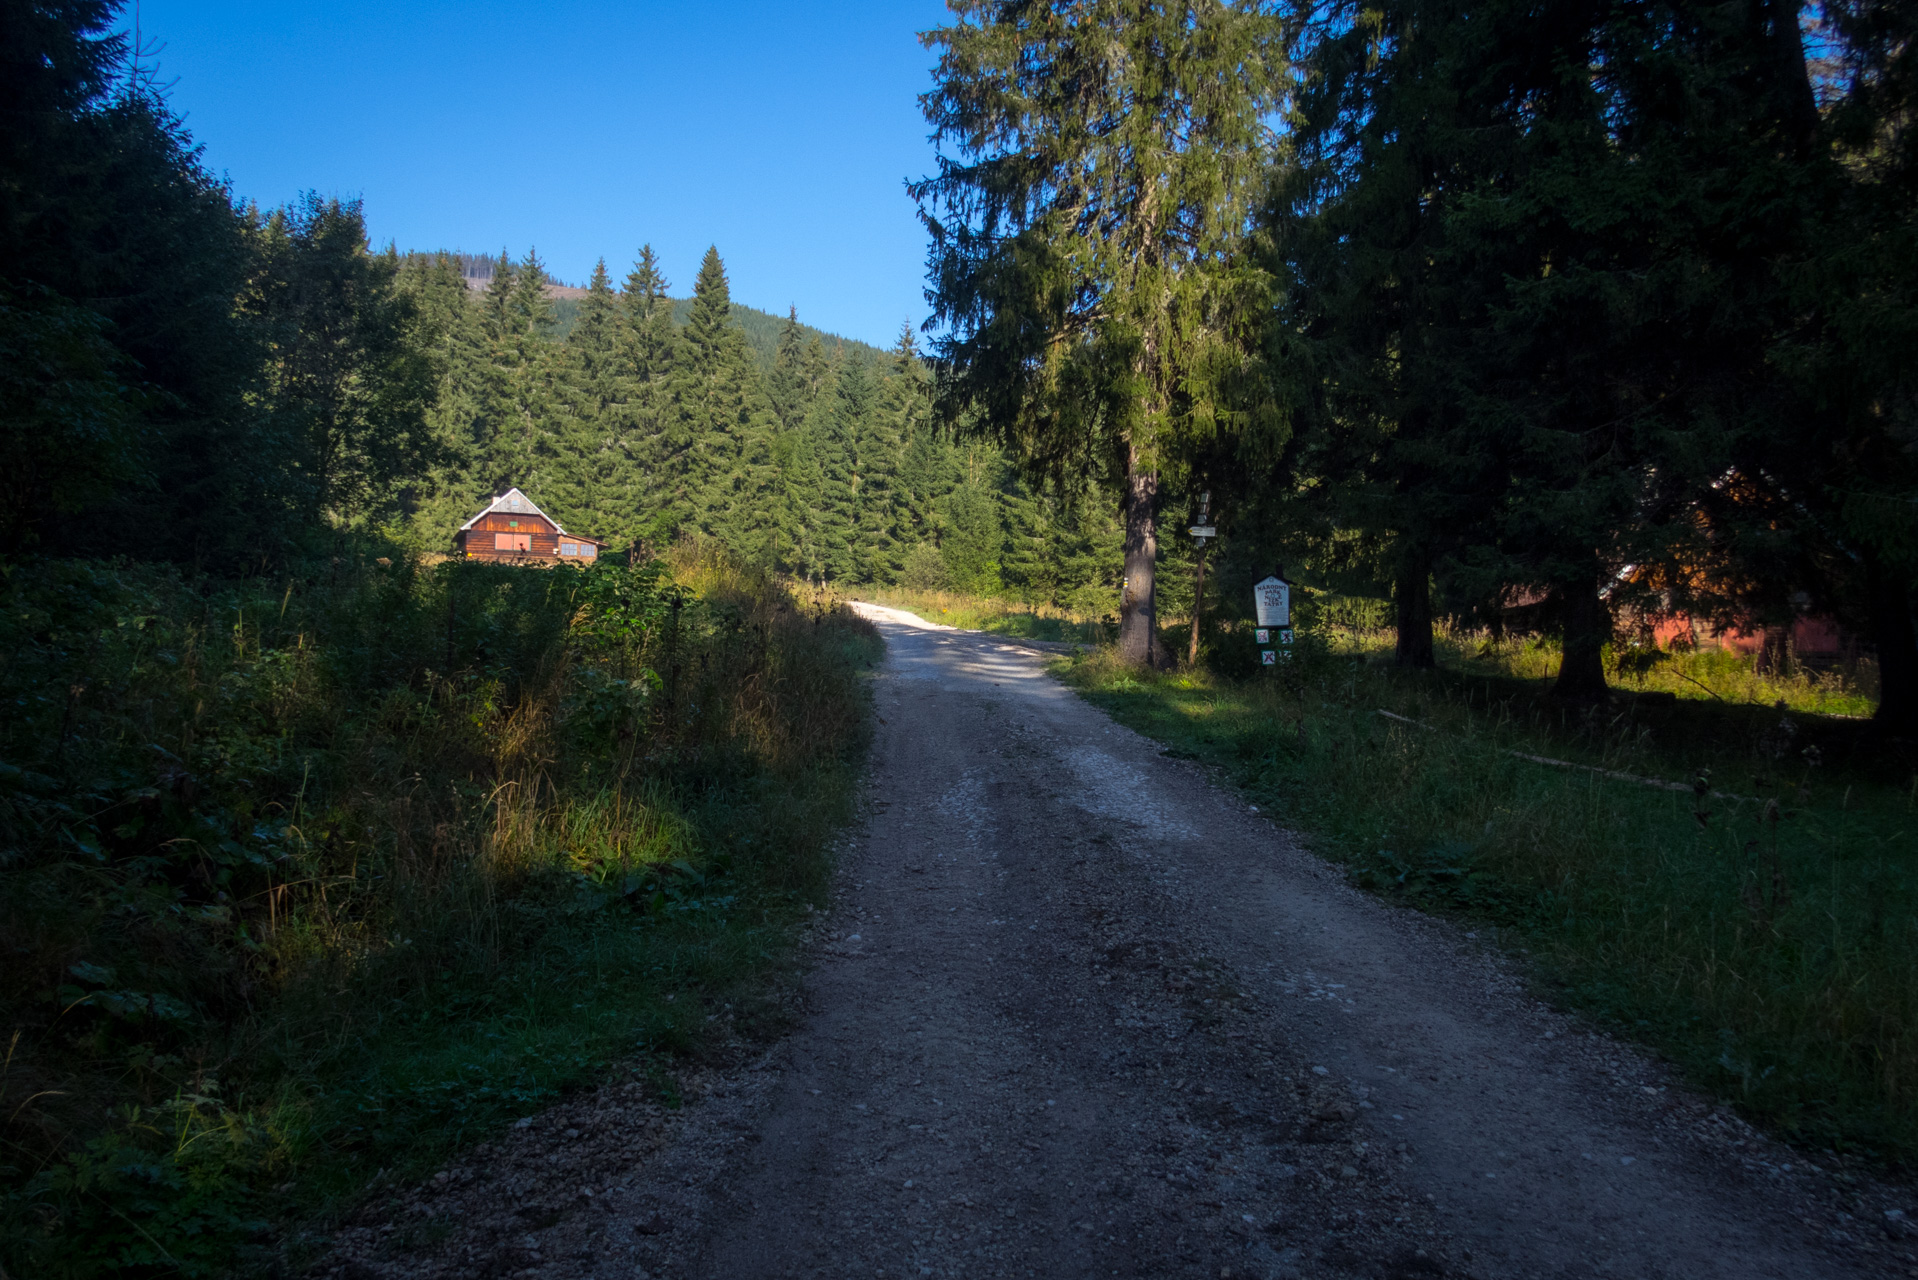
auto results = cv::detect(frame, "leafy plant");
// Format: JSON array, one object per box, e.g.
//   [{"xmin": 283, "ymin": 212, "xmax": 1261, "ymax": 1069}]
[{"xmin": 0, "ymin": 545, "xmax": 879, "ymax": 1274}]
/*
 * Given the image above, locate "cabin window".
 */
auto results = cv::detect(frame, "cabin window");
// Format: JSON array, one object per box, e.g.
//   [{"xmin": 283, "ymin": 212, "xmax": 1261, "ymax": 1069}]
[
  {"xmin": 495, "ymin": 533, "xmax": 531, "ymax": 552},
  {"xmin": 579, "ymin": 544, "xmax": 596, "ymax": 560},
  {"xmin": 560, "ymin": 542, "xmax": 577, "ymax": 556}
]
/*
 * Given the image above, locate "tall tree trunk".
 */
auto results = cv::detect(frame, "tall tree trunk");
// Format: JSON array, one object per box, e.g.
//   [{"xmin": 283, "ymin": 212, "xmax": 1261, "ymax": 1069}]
[
  {"xmin": 1118, "ymin": 449, "xmax": 1159, "ymax": 667},
  {"xmin": 1187, "ymin": 542, "xmax": 1208, "ymax": 667},
  {"xmin": 1757, "ymin": 622, "xmax": 1795, "ymax": 677},
  {"xmin": 1554, "ymin": 563, "xmax": 1611, "ymax": 701},
  {"xmin": 1394, "ymin": 556, "xmax": 1436, "ymax": 669},
  {"xmin": 1867, "ymin": 552, "xmax": 1917, "ymax": 736}
]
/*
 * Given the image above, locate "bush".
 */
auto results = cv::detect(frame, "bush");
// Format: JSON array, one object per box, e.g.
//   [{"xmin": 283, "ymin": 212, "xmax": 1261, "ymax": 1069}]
[
  {"xmin": 900, "ymin": 542, "xmax": 950, "ymax": 592},
  {"xmin": 0, "ymin": 544, "xmax": 878, "ymax": 1275}
]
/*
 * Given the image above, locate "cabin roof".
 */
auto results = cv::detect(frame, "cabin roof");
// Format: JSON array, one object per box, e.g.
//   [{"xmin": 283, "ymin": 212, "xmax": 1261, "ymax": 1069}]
[
  {"xmin": 457, "ymin": 487, "xmax": 607, "ymax": 543},
  {"xmin": 459, "ymin": 487, "xmax": 558, "ymax": 532}
]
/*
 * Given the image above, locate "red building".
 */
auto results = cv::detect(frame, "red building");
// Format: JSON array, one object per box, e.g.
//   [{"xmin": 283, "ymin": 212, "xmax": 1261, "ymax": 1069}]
[{"xmin": 454, "ymin": 488, "xmax": 608, "ymax": 563}]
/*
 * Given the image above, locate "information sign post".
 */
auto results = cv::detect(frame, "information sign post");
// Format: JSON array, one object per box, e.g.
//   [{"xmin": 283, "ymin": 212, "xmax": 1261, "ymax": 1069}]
[{"xmin": 1253, "ymin": 574, "xmax": 1292, "ymax": 666}]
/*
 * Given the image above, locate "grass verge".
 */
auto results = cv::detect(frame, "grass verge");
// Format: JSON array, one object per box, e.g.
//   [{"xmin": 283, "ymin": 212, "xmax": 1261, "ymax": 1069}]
[
  {"xmin": 1060, "ymin": 638, "xmax": 1916, "ymax": 1165},
  {"xmin": 1427, "ymin": 628, "xmax": 1880, "ymax": 720},
  {"xmin": 0, "ymin": 545, "xmax": 879, "ymax": 1277}
]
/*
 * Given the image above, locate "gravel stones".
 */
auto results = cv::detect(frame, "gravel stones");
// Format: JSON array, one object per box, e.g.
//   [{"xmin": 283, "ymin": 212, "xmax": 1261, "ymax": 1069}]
[{"xmin": 313, "ymin": 608, "xmax": 1913, "ymax": 1280}]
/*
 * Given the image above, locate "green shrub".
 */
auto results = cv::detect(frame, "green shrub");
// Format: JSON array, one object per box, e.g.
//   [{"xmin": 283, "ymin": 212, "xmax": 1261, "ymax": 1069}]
[{"xmin": 0, "ymin": 545, "xmax": 878, "ymax": 1274}]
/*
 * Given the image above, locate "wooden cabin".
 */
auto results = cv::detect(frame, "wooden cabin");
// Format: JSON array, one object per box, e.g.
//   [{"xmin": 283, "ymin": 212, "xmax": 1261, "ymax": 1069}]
[{"xmin": 455, "ymin": 488, "xmax": 609, "ymax": 564}]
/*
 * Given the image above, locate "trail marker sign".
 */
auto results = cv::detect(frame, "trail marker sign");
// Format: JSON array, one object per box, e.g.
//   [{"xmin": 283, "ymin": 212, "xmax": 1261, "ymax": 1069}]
[{"xmin": 1254, "ymin": 576, "xmax": 1291, "ymax": 627}]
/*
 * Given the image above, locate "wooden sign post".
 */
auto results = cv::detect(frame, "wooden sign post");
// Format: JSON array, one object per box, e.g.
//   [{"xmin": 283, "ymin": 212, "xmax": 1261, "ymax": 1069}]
[{"xmin": 1186, "ymin": 491, "xmax": 1215, "ymax": 667}]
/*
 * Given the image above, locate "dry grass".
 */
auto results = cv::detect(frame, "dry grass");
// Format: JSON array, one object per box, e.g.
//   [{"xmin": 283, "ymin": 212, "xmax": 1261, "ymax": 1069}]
[{"xmin": 1306, "ymin": 622, "xmax": 1882, "ymax": 719}]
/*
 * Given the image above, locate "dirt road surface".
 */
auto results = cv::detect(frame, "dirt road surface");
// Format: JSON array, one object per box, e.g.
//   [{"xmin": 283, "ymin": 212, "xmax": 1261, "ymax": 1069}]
[{"xmin": 326, "ymin": 605, "xmax": 1915, "ymax": 1280}]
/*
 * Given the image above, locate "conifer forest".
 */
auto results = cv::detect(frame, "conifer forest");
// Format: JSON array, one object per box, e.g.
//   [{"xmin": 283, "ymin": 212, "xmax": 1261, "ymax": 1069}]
[
  {"xmin": 387, "ymin": 243, "xmax": 1123, "ymax": 611},
  {"xmin": 2, "ymin": 0, "xmax": 1916, "ymax": 1275}
]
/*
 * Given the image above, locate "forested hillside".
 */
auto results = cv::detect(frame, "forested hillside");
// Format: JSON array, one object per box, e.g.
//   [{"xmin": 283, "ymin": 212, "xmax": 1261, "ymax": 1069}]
[
  {"xmin": 388, "ymin": 246, "xmax": 1123, "ymax": 613},
  {"xmin": 458, "ymin": 250, "xmax": 893, "ymax": 373},
  {"xmin": 547, "ymin": 293, "xmax": 891, "ymax": 374},
  {"xmin": 661, "ymin": 296, "xmax": 891, "ymax": 376}
]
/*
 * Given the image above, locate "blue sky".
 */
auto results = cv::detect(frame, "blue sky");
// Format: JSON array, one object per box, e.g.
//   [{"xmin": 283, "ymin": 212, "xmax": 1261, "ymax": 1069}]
[{"xmin": 137, "ymin": 1, "xmax": 951, "ymax": 346}]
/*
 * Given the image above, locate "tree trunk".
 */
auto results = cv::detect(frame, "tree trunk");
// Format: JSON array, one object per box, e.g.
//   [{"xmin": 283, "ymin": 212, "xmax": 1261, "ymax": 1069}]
[
  {"xmin": 1554, "ymin": 564, "xmax": 1611, "ymax": 701},
  {"xmin": 1187, "ymin": 542, "xmax": 1208, "ymax": 667},
  {"xmin": 1756, "ymin": 623, "xmax": 1794, "ymax": 677},
  {"xmin": 1394, "ymin": 558, "xmax": 1436, "ymax": 669},
  {"xmin": 1867, "ymin": 552, "xmax": 1917, "ymax": 736},
  {"xmin": 1117, "ymin": 450, "xmax": 1159, "ymax": 667}
]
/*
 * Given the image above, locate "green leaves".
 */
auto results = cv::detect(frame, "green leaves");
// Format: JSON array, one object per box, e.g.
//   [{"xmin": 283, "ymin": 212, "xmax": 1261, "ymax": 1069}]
[{"xmin": 575, "ymin": 557, "xmax": 672, "ymax": 649}]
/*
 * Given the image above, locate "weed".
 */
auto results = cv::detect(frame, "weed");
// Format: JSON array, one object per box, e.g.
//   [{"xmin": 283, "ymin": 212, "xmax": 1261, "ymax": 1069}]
[{"xmin": 0, "ymin": 543, "xmax": 879, "ymax": 1274}]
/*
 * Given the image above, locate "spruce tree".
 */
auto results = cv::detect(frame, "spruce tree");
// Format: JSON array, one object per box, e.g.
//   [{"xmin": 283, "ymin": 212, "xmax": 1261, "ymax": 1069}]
[
  {"xmin": 550, "ymin": 257, "xmax": 641, "ymax": 543},
  {"xmin": 667, "ymin": 246, "xmax": 776, "ymax": 553},
  {"xmin": 914, "ymin": 0, "xmax": 1288, "ymax": 665},
  {"xmin": 1429, "ymin": 0, "xmax": 1813, "ymax": 699},
  {"xmin": 941, "ymin": 469, "xmax": 1005, "ymax": 596},
  {"xmin": 852, "ymin": 357, "xmax": 904, "ymax": 583},
  {"xmin": 252, "ymin": 194, "xmax": 437, "ymax": 522},
  {"xmin": 770, "ymin": 406, "xmax": 827, "ymax": 580},
  {"xmin": 998, "ymin": 478, "xmax": 1050, "ymax": 601},
  {"xmin": 621, "ymin": 245, "xmax": 677, "ymax": 383},
  {"xmin": 1271, "ymin": 0, "xmax": 1494, "ymax": 670},
  {"xmin": 480, "ymin": 248, "xmax": 516, "ymax": 342},
  {"xmin": 393, "ymin": 251, "xmax": 488, "ymax": 553},
  {"xmin": 572, "ymin": 257, "xmax": 623, "ymax": 413},
  {"xmin": 5, "ymin": 35, "xmax": 283, "ymax": 562},
  {"xmin": 768, "ymin": 306, "xmax": 814, "ymax": 433},
  {"xmin": 470, "ymin": 249, "xmax": 568, "ymax": 502},
  {"xmin": 1763, "ymin": 0, "xmax": 1918, "ymax": 730},
  {"xmin": 617, "ymin": 245, "xmax": 682, "ymax": 540},
  {"xmin": 1275, "ymin": 0, "xmax": 1843, "ymax": 702},
  {"xmin": 805, "ymin": 353, "xmax": 858, "ymax": 582},
  {"xmin": 509, "ymin": 247, "xmax": 558, "ymax": 341},
  {"xmin": 891, "ymin": 354, "xmax": 955, "ymax": 561},
  {"xmin": 800, "ymin": 334, "xmax": 833, "ymax": 410}
]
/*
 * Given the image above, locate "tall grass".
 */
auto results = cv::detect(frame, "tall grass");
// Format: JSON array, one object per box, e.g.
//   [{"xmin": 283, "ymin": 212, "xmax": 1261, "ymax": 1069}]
[
  {"xmin": 1063, "ymin": 636, "xmax": 1917, "ymax": 1163},
  {"xmin": 0, "ymin": 545, "xmax": 879, "ymax": 1276},
  {"xmin": 1303, "ymin": 622, "xmax": 1882, "ymax": 719}
]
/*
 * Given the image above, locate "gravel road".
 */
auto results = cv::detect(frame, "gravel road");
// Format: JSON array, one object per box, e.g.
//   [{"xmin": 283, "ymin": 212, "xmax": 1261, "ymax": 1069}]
[{"xmin": 325, "ymin": 605, "xmax": 1915, "ymax": 1280}]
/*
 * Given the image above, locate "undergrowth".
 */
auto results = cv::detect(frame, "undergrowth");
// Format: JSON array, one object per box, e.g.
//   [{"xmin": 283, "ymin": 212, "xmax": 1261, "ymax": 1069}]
[
  {"xmin": 0, "ymin": 544, "xmax": 879, "ymax": 1276},
  {"xmin": 1313, "ymin": 623, "xmax": 1881, "ymax": 719},
  {"xmin": 1061, "ymin": 635, "xmax": 1917, "ymax": 1166}
]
